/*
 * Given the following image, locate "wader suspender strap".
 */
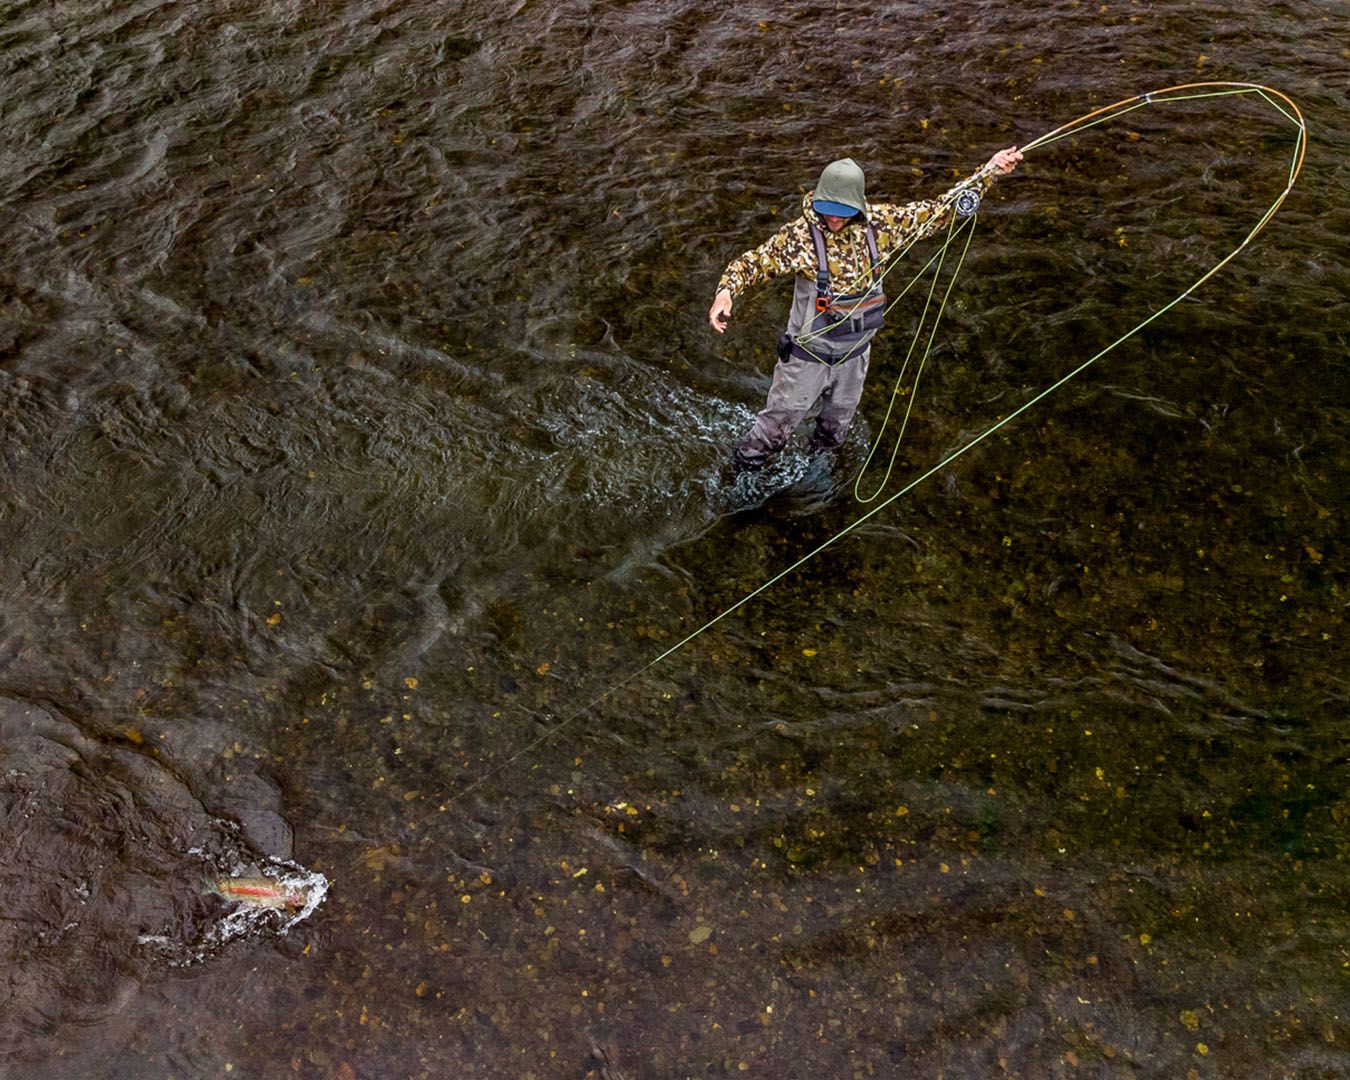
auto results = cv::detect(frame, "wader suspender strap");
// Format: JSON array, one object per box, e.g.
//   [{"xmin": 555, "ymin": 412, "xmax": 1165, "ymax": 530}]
[
  {"xmin": 809, "ymin": 223, "xmax": 831, "ymax": 312},
  {"xmin": 808, "ymin": 221, "xmax": 882, "ymax": 312},
  {"xmin": 864, "ymin": 223, "xmax": 880, "ymax": 285}
]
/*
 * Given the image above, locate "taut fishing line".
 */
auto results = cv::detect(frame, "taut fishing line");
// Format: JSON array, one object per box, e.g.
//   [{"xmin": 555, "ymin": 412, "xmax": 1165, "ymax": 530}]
[{"xmin": 418, "ymin": 82, "xmax": 1307, "ymax": 823}]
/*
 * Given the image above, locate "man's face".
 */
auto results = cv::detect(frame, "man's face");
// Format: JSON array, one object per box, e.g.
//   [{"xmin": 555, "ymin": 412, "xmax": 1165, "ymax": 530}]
[{"xmin": 822, "ymin": 214, "xmax": 849, "ymax": 232}]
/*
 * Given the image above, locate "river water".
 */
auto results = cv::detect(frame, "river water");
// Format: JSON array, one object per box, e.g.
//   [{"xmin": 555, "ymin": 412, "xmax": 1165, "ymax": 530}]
[{"xmin": 1, "ymin": 1, "xmax": 1347, "ymax": 1077}]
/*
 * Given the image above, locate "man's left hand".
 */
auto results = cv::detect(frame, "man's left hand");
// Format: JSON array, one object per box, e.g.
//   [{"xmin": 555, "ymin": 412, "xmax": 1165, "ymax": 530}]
[{"xmin": 988, "ymin": 146, "xmax": 1023, "ymax": 176}]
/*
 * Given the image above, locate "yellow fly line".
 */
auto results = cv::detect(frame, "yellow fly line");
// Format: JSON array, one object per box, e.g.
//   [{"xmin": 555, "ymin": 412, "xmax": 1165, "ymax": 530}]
[{"xmin": 850, "ymin": 81, "xmax": 1307, "ymax": 502}]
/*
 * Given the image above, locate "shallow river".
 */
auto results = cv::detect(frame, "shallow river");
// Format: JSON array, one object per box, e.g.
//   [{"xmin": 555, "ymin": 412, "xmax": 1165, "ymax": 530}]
[{"xmin": 2, "ymin": 1, "xmax": 1347, "ymax": 1077}]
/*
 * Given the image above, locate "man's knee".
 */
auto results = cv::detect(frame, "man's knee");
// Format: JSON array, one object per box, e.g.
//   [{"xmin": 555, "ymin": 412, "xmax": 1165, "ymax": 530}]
[
  {"xmin": 734, "ymin": 418, "xmax": 792, "ymax": 467},
  {"xmin": 811, "ymin": 410, "xmax": 854, "ymax": 450},
  {"xmin": 765, "ymin": 361, "xmax": 824, "ymax": 415}
]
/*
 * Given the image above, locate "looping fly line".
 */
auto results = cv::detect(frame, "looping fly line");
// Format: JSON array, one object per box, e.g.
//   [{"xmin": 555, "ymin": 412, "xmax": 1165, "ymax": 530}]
[
  {"xmin": 846, "ymin": 82, "xmax": 1305, "ymax": 503},
  {"xmin": 422, "ymin": 82, "xmax": 1307, "ymax": 816}
]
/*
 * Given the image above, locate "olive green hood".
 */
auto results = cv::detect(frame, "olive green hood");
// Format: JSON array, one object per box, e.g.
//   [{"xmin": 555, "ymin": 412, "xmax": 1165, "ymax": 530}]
[{"xmin": 811, "ymin": 157, "xmax": 868, "ymax": 218}]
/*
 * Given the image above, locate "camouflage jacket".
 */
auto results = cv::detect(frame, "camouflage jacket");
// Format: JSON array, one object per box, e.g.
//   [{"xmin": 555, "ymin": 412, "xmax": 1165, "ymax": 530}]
[{"xmin": 716, "ymin": 170, "xmax": 995, "ymax": 301}]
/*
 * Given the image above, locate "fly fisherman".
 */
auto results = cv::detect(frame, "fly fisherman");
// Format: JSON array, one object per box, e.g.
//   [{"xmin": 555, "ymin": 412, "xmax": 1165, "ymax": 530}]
[{"xmin": 709, "ymin": 146, "xmax": 1023, "ymax": 469}]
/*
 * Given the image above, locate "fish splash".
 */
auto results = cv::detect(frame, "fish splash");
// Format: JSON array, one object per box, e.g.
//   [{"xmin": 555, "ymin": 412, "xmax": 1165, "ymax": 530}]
[{"xmin": 137, "ymin": 857, "xmax": 328, "ymax": 966}]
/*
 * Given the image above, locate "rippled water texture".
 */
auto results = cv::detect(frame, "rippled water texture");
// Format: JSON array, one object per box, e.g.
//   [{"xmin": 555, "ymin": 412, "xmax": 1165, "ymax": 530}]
[{"xmin": 2, "ymin": 1, "xmax": 1348, "ymax": 1076}]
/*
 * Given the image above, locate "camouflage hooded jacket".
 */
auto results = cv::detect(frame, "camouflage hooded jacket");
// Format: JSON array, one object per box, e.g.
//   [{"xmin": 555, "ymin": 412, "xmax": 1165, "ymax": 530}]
[{"xmin": 715, "ymin": 169, "xmax": 996, "ymax": 304}]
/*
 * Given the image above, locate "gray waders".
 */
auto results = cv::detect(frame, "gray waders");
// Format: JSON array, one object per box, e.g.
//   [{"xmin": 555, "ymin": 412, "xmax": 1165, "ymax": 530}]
[{"xmin": 734, "ymin": 220, "xmax": 886, "ymax": 468}]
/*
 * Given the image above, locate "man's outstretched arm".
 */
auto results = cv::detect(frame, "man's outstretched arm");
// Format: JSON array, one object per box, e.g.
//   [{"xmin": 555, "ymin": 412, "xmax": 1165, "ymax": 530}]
[
  {"xmin": 708, "ymin": 219, "xmax": 806, "ymax": 333},
  {"xmin": 871, "ymin": 145, "xmax": 1024, "ymax": 251}
]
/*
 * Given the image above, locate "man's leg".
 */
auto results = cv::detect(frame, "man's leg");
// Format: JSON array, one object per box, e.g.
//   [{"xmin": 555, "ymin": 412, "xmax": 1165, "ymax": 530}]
[
  {"xmin": 810, "ymin": 348, "xmax": 870, "ymax": 451},
  {"xmin": 734, "ymin": 355, "xmax": 828, "ymax": 468}
]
